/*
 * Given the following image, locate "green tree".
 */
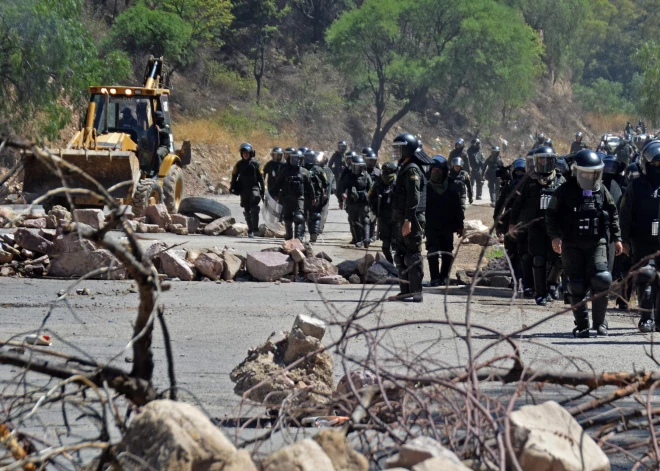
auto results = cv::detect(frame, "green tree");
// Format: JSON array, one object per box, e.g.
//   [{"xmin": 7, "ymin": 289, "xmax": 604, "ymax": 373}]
[
  {"xmin": 327, "ymin": 0, "xmax": 543, "ymax": 151},
  {"xmin": 573, "ymin": 78, "xmax": 634, "ymax": 114},
  {"xmin": 111, "ymin": 2, "xmax": 195, "ymax": 71},
  {"xmin": 0, "ymin": 0, "xmax": 131, "ymax": 140},
  {"xmin": 635, "ymin": 41, "xmax": 660, "ymax": 126},
  {"xmin": 155, "ymin": 0, "xmax": 233, "ymax": 47}
]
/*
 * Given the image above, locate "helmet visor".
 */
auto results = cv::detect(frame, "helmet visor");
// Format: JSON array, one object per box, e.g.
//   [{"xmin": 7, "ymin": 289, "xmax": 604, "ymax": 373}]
[
  {"xmin": 603, "ymin": 159, "xmax": 619, "ymax": 175},
  {"xmin": 290, "ymin": 154, "xmax": 302, "ymax": 166},
  {"xmin": 391, "ymin": 143, "xmax": 404, "ymax": 162},
  {"xmin": 352, "ymin": 162, "xmax": 365, "ymax": 175},
  {"xmin": 526, "ymin": 156, "xmax": 534, "ymax": 172},
  {"xmin": 574, "ymin": 163, "xmax": 604, "ymax": 191},
  {"xmin": 451, "ymin": 157, "xmax": 462, "ymax": 168},
  {"xmin": 338, "ymin": 143, "xmax": 347, "ymax": 153},
  {"xmin": 365, "ymin": 156, "xmax": 377, "ymax": 168},
  {"xmin": 271, "ymin": 152, "xmax": 283, "ymax": 162},
  {"xmin": 534, "ymin": 153, "xmax": 556, "ymax": 175}
]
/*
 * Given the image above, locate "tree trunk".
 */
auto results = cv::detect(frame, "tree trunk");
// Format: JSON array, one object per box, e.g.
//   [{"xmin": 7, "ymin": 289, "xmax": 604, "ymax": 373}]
[
  {"xmin": 254, "ymin": 44, "xmax": 265, "ymax": 105},
  {"xmin": 371, "ymin": 92, "xmax": 425, "ymax": 153}
]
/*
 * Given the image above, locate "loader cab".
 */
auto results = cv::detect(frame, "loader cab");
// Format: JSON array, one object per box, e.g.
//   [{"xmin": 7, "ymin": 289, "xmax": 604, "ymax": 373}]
[{"xmin": 86, "ymin": 87, "xmax": 174, "ymax": 170}]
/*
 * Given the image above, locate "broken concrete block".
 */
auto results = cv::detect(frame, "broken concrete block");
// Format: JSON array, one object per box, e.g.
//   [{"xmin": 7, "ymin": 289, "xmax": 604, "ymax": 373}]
[
  {"xmin": 385, "ymin": 436, "xmax": 465, "ymax": 469},
  {"xmin": 203, "ymin": 216, "xmax": 235, "ymax": 236},
  {"xmin": 73, "ymin": 209, "xmax": 104, "ymax": 230},
  {"xmin": 137, "ymin": 223, "xmax": 161, "ymax": 234},
  {"xmin": 261, "ymin": 439, "xmax": 334, "ymax": 471},
  {"xmin": 167, "ymin": 224, "xmax": 189, "ymax": 235},
  {"xmin": 14, "ymin": 228, "xmax": 54, "ymax": 256},
  {"xmin": 224, "ymin": 222, "xmax": 249, "ymax": 236},
  {"xmin": 48, "ymin": 206, "xmax": 71, "ymax": 224},
  {"xmin": 246, "ymin": 251, "xmax": 294, "ymax": 282},
  {"xmin": 259, "ymin": 224, "xmax": 286, "ymax": 238},
  {"xmin": 21, "ymin": 218, "xmax": 47, "ymax": 229},
  {"xmin": 302, "ymin": 257, "xmax": 338, "ymax": 276},
  {"xmin": 145, "ymin": 204, "xmax": 171, "ymax": 228},
  {"xmin": 49, "ymin": 247, "xmax": 125, "ymax": 279},
  {"xmin": 38, "ymin": 228, "xmax": 56, "ymax": 241},
  {"xmin": 357, "ymin": 253, "xmax": 375, "ymax": 276},
  {"xmin": 160, "ymin": 251, "xmax": 195, "ymax": 281},
  {"xmin": 290, "ymin": 249, "xmax": 306, "ymax": 263},
  {"xmin": 171, "ymin": 214, "xmax": 200, "ymax": 233},
  {"xmin": 292, "ymin": 314, "xmax": 326, "ymax": 340},
  {"xmin": 510, "ymin": 401, "xmax": 610, "ymax": 471},
  {"xmin": 222, "ymin": 251, "xmax": 243, "ymax": 281},
  {"xmin": 284, "ymin": 327, "xmax": 322, "ymax": 363},
  {"xmin": 282, "ymin": 238, "xmax": 304, "ymax": 254},
  {"xmin": 0, "ymin": 249, "xmax": 13, "ymax": 264},
  {"xmin": 194, "ymin": 252, "xmax": 224, "ymax": 280}
]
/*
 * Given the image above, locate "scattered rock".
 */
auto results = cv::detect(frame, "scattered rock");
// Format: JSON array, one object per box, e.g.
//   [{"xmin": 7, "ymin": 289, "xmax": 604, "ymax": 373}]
[
  {"xmin": 222, "ymin": 251, "xmax": 243, "ymax": 281},
  {"xmin": 282, "ymin": 238, "xmax": 305, "ymax": 254},
  {"xmin": 145, "ymin": 204, "xmax": 172, "ymax": 228},
  {"xmin": 0, "ymin": 266, "xmax": 16, "ymax": 277},
  {"xmin": 292, "ymin": 314, "xmax": 326, "ymax": 340},
  {"xmin": 203, "ymin": 216, "xmax": 236, "ymax": 236},
  {"xmin": 246, "ymin": 252, "xmax": 294, "ymax": 282},
  {"xmin": 259, "ymin": 224, "xmax": 286, "ymax": 238},
  {"xmin": 315, "ymin": 251, "xmax": 333, "ymax": 262},
  {"xmin": 0, "ymin": 206, "xmax": 15, "ymax": 220},
  {"xmin": 137, "ymin": 223, "xmax": 162, "ymax": 234},
  {"xmin": 302, "ymin": 257, "xmax": 338, "ymax": 276},
  {"xmin": 171, "ymin": 214, "xmax": 200, "ymax": 233},
  {"xmin": 284, "ymin": 326, "xmax": 322, "ymax": 363},
  {"xmin": 290, "ymin": 249, "xmax": 306, "ymax": 263},
  {"xmin": 48, "ymin": 206, "xmax": 72, "ymax": 225},
  {"xmin": 49, "ymin": 236, "xmax": 125, "ymax": 279},
  {"xmin": 0, "ymin": 249, "xmax": 13, "ymax": 264},
  {"xmin": 21, "ymin": 249, "xmax": 34, "ymax": 259},
  {"xmin": 315, "ymin": 275, "xmax": 349, "ymax": 285},
  {"xmin": 224, "ymin": 223, "xmax": 249, "ymax": 236},
  {"xmin": 337, "ymin": 259, "xmax": 359, "ymax": 279},
  {"xmin": 336, "ymin": 370, "xmax": 377, "ymax": 396},
  {"xmin": 14, "ymin": 228, "xmax": 54, "ymax": 256},
  {"xmin": 510, "ymin": 401, "xmax": 610, "ymax": 471},
  {"xmin": 261, "ymin": 439, "xmax": 334, "ymax": 471},
  {"xmin": 313, "ymin": 429, "xmax": 368, "ymax": 471},
  {"xmin": 185, "ymin": 249, "xmax": 202, "ymax": 264},
  {"xmin": 464, "ymin": 219, "xmax": 489, "ymax": 232},
  {"xmin": 38, "ymin": 228, "xmax": 56, "ymax": 241},
  {"xmin": 194, "ymin": 252, "xmax": 224, "ymax": 280},
  {"xmin": 488, "ymin": 275, "xmax": 512, "ymax": 288},
  {"xmin": 349, "ymin": 274, "xmax": 361, "ymax": 284},
  {"xmin": 112, "ymin": 400, "xmax": 255, "ymax": 471},
  {"xmin": 385, "ymin": 436, "xmax": 465, "ymax": 469},
  {"xmin": 357, "ymin": 254, "xmax": 375, "ymax": 276},
  {"xmin": 485, "ymin": 256, "xmax": 508, "ymax": 272},
  {"xmin": 160, "ymin": 251, "xmax": 195, "ymax": 281},
  {"xmin": 21, "ymin": 218, "xmax": 47, "ymax": 229},
  {"xmin": 73, "ymin": 209, "xmax": 104, "ymax": 230},
  {"xmin": 168, "ymin": 224, "xmax": 189, "ymax": 235},
  {"xmin": 366, "ymin": 263, "xmax": 390, "ymax": 284},
  {"xmin": 1, "ymin": 233, "xmax": 14, "ymax": 245}
]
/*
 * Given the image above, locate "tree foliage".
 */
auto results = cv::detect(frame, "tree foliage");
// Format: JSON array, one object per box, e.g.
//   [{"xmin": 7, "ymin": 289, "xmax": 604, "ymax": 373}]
[
  {"xmin": 0, "ymin": 0, "xmax": 131, "ymax": 140},
  {"xmin": 327, "ymin": 0, "xmax": 543, "ymax": 150},
  {"xmin": 154, "ymin": 0, "xmax": 233, "ymax": 47},
  {"xmin": 635, "ymin": 42, "xmax": 660, "ymax": 126}
]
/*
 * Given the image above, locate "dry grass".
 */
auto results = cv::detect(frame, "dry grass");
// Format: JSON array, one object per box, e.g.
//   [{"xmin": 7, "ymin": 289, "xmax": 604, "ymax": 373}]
[{"xmin": 584, "ymin": 113, "xmax": 636, "ymax": 134}]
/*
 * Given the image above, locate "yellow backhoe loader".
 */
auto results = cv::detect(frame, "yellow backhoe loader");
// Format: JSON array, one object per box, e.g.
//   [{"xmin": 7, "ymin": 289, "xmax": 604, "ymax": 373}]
[{"xmin": 22, "ymin": 56, "xmax": 190, "ymax": 215}]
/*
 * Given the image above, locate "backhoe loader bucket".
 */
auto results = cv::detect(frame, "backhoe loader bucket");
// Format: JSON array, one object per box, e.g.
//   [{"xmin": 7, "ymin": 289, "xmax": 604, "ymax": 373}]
[{"xmin": 22, "ymin": 149, "xmax": 141, "ymax": 204}]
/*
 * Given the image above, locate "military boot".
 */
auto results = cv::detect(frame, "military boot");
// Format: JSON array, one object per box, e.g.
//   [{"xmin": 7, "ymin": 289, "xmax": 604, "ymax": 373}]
[
  {"xmin": 591, "ymin": 295, "xmax": 609, "ymax": 336},
  {"xmin": 572, "ymin": 301, "xmax": 590, "ymax": 338}
]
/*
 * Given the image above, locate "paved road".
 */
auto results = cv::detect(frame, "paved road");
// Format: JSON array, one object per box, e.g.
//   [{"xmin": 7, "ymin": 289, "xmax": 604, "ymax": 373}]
[{"xmin": 0, "ymin": 194, "xmax": 654, "ymax": 469}]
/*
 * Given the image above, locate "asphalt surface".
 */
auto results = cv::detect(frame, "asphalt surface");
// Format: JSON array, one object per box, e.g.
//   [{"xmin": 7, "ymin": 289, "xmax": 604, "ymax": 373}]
[{"xmin": 0, "ymin": 192, "xmax": 656, "ymax": 469}]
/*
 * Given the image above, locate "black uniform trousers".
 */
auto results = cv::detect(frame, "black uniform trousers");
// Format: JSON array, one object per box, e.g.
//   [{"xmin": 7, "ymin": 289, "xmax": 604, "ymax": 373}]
[
  {"xmin": 426, "ymin": 232, "xmax": 454, "ymax": 283},
  {"xmin": 631, "ymin": 241, "xmax": 660, "ymax": 323},
  {"xmin": 378, "ymin": 217, "xmax": 399, "ymax": 264},
  {"xmin": 394, "ymin": 215, "xmax": 425, "ymax": 295},
  {"xmin": 282, "ymin": 198, "xmax": 305, "ymax": 240},
  {"xmin": 240, "ymin": 188, "xmax": 261, "ymax": 233}
]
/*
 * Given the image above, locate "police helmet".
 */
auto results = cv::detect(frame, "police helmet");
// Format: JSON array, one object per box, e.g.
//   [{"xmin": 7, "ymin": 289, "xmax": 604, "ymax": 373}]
[
  {"xmin": 283, "ymin": 146, "xmax": 297, "ymax": 163},
  {"xmin": 602, "ymin": 154, "xmax": 621, "ymax": 175},
  {"xmin": 572, "ymin": 149, "xmax": 604, "ymax": 191},
  {"xmin": 271, "ymin": 147, "xmax": 283, "ymax": 162},
  {"xmin": 382, "ymin": 162, "xmax": 398, "ymax": 175},
  {"xmin": 431, "ymin": 155, "xmax": 448, "ymax": 171},
  {"xmin": 512, "ymin": 158, "xmax": 527, "ymax": 177},
  {"xmin": 338, "ymin": 140, "xmax": 347, "ymax": 153},
  {"xmin": 533, "ymin": 146, "xmax": 557, "ymax": 176},
  {"xmin": 625, "ymin": 162, "xmax": 640, "ymax": 184},
  {"xmin": 304, "ymin": 150, "xmax": 317, "ymax": 169},
  {"xmin": 576, "ymin": 131, "xmax": 583, "ymax": 140},
  {"xmin": 361, "ymin": 146, "xmax": 374, "ymax": 156},
  {"xmin": 640, "ymin": 140, "xmax": 660, "ymax": 175},
  {"xmin": 544, "ymin": 138, "xmax": 553, "ymax": 147},
  {"xmin": 391, "ymin": 133, "xmax": 419, "ymax": 162},
  {"xmin": 455, "ymin": 138, "xmax": 465, "ymax": 149},
  {"xmin": 289, "ymin": 150, "xmax": 303, "ymax": 167},
  {"xmin": 471, "ymin": 138, "xmax": 481, "ymax": 147},
  {"xmin": 298, "ymin": 146, "xmax": 309, "ymax": 154},
  {"xmin": 536, "ymin": 133, "xmax": 545, "ymax": 142},
  {"xmin": 351, "ymin": 155, "xmax": 366, "ymax": 175},
  {"xmin": 239, "ymin": 143, "xmax": 255, "ymax": 158},
  {"xmin": 451, "ymin": 157, "xmax": 463, "ymax": 169},
  {"xmin": 491, "ymin": 146, "xmax": 501, "ymax": 155},
  {"xmin": 365, "ymin": 151, "xmax": 378, "ymax": 168},
  {"xmin": 555, "ymin": 156, "xmax": 569, "ymax": 176},
  {"xmin": 345, "ymin": 150, "xmax": 358, "ymax": 166}
]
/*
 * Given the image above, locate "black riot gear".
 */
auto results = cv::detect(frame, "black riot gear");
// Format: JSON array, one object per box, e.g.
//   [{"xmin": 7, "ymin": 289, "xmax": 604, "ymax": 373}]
[
  {"xmin": 572, "ymin": 149, "xmax": 604, "ymax": 191},
  {"xmin": 284, "ymin": 146, "xmax": 297, "ymax": 163},
  {"xmin": 512, "ymin": 158, "xmax": 526, "ymax": 178},
  {"xmin": 491, "ymin": 146, "xmax": 500, "ymax": 156},
  {"xmin": 640, "ymin": 140, "xmax": 660, "ymax": 175},
  {"xmin": 345, "ymin": 150, "xmax": 358, "ymax": 167},
  {"xmin": 271, "ymin": 147, "xmax": 283, "ymax": 162},
  {"xmin": 361, "ymin": 146, "xmax": 374, "ymax": 156},
  {"xmin": 455, "ymin": 138, "xmax": 465, "ymax": 149},
  {"xmin": 365, "ymin": 151, "xmax": 378, "ymax": 169},
  {"xmin": 381, "ymin": 162, "xmax": 397, "ymax": 183},
  {"xmin": 392, "ymin": 133, "xmax": 419, "ymax": 162},
  {"xmin": 239, "ymin": 142, "xmax": 255, "ymax": 159},
  {"xmin": 602, "ymin": 154, "xmax": 621, "ymax": 175},
  {"xmin": 555, "ymin": 157, "xmax": 570, "ymax": 178},
  {"xmin": 338, "ymin": 141, "xmax": 347, "ymax": 153},
  {"xmin": 533, "ymin": 146, "xmax": 557, "ymax": 176},
  {"xmin": 352, "ymin": 155, "xmax": 367, "ymax": 175},
  {"xmin": 289, "ymin": 150, "xmax": 303, "ymax": 167},
  {"xmin": 298, "ymin": 147, "xmax": 309, "ymax": 154},
  {"xmin": 471, "ymin": 138, "xmax": 481, "ymax": 148},
  {"xmin": 625, "ymin": 162, "xmax": 640, "ymax": 185},
  {"xmin": 451, "ymin": 157, "xmax": 463, "ymax": 169},
  {"xmin": 304, "ymin": 149, "xmax": 317, "ymax": 170}
]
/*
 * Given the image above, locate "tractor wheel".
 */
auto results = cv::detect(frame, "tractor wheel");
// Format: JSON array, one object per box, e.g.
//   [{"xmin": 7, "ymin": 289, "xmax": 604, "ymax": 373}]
[
  {"xmin": 132, "ymin": 179, "xmax": 163, "ymax": 217},
  {"xmin": 163, "ymin": 165, "xmax": 184, "ymax": 214}
]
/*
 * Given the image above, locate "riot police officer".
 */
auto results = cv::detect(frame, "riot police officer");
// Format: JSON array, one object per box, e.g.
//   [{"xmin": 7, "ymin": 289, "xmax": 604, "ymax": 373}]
[
  {"xmin": 263, "ymin": 147, "xmax": 286, "ymax": 191},
  {"xmin": 369, "ymin": 162, "xmax": 398, "ymax": 263},
  {"xmin": 230, "ymin": 143, "xmax": 265, "ymax": 238},
  {"xmin": 283, "ymin": 146, "xmax": 297, "ymax": 164},
  {"xmin": 570, "ymin": 132, "xmax": 587, "ymax": 154},
  {"xmin": 511, "ymin": 146, "xmax": 565, "ymax": 305},
  {"xmin": 619, "ymin": 140, "xmax": 660, "ymax": 332},
  {"xmin": 272, "ymin": 150, "xmax": 315, "ymax": 241},
  {"xmin": 329, "ymin": 141, "xmax": 348, "ymax": 184},
  {"xmin": 337, "ymin": 151, "xmax": 357, "ymax": 209},
  {"xmin": 319, "ymin": 152, "xmax": 336, "ymax": 199},
  {"xmin": 556, "ymin": 157, "xmax": 570, "ymax": 179},
  {"xmin": 448, "ymin": 138, "xmax": 470, "ymax": 175},
  {"xmin": 546, "ymin": 149, "xmax": 622, "ymax": 338},
  {"xmin": 615, "ymin": 136, "xmax": 634, "ymax": 166},
  {"xmin": 467, "ymin": 139, "xmax": 485, "ymax": 200},
  {"xmin": 303, "ymin": 149, "xmax": 329, "ymax": 242},
  {"xmin": 484, "ymin": 146, "xmax": 503, "ymax": 207},
  {"xmin": 389, "ymin": 133, "xmax": 433, "ymax": 302},
  {"xmin": 365, "ymin": 151, "xmax": 380, "ymax": 178},
  {"xmin": 342, "ymin": 155, "xmax": 373, "ymax": 248},
  {"xmin": 426, "ymin": 156, "xmax": 466, "ymax": 286},
  {"xmin": 532, "ymin": 133, "xmax": 546, "ymax": 150},
  {"xmin": 449, "ymin": 157, "xmax": 473, "ymax": 204}
]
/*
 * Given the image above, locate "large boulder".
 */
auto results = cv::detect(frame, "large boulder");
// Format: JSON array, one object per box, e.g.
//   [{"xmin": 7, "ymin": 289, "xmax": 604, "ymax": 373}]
[
  {"xmin": 49, "ymin": 233, "xmax": 126, "ymax": 279},
  {"xmin": 171, "ymin": 214, "xmax": 200, "ymax": 234},
  {"xmin": 246, "ymin": 252, "xmax": 294, "ymax": 282},
  {"xmin": 222, "ymin": 251, "xmax": 243, "ymax": 281},
  {"xmin": 261, "ymin": 439, "xmax": 334, "ymax": 471},
  {"xmin": 203, "ymin": 216, "xmax": 235, "ymax": 236},
  {"xmin": 72, "ymin": 209, "xmax": 104, "ymax": 230},
  {"xmin": 509, "ymin": 401, "xmax": 610, "ymax": 471},
  {"xmin": 145, "ymin": 204, "xmax": 172, "ymax": 229},
  {"xmin": 160, "ymin": 251, "xmax": 195, "ymax": 281},
  {"xmin": 302, "ymin": 257, "xmax": 338, "ymax": 276},
  {"xmin": 385, "ymin": 436, "xmax": 465, "ymax": 469},
  {"xmin": 282, "ymin": 238, "xmax": 305, "ymax": 254},
  {"xmin": 313, "ymin": 430, "xmax": 368, "ymax": 471},
  {"xmin": 194, "ymin": 252, "xmax": 224, "ymax": 280},
  {"xmin": 112, "ymin": 400, "xmax": 256, "ymax": 471},
  {"xmin": 224, "ymin": 223, "xmax": 248, "ymax": 237},
  {"xmin": 14, "ymin": 229, "xmax": 54, "ymax": 256}
]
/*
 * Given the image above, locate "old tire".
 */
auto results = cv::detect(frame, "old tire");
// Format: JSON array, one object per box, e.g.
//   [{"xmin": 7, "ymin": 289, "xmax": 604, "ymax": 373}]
[
  {"xmin": 178, "ymin": 197, "xmax": 231, "ymax": 220},
  {"xmin": 132, "ymin": 179, "xmax": 163, "ymax": 217},
  {"xmin": 163, "ymin": 165, "xmax": 184, "ymax": 214}
]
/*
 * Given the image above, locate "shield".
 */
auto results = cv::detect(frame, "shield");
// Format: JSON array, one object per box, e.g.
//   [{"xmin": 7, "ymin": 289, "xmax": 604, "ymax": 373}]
[{"xmin": 261, "ymin": 190, "xmax": 285, "ymax": 232}]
